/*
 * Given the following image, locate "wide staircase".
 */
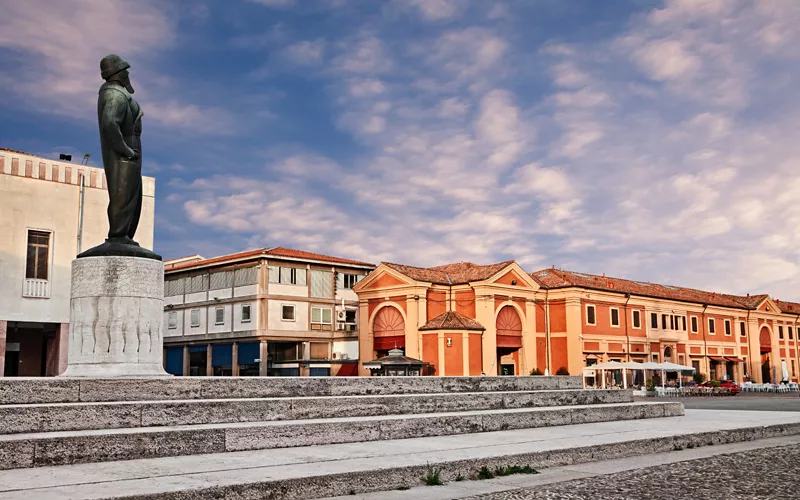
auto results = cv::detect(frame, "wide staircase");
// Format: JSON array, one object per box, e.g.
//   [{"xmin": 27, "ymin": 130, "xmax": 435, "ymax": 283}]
[{"xmin": 0, "ymin": 375, "xmax": 681, "ymax": 471}]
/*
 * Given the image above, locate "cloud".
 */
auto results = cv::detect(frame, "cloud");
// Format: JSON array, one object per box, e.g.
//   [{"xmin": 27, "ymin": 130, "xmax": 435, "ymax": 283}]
[
  {"xmin": 283, "ymin": 39, "xmax": 326, "ymax": 65},
  {"xmin": 332, "ymin": 35, "xmax": 393, "ymax": 74},
  {"xmin": 249, "ymin": 0, "xmax": 296, "ymax": 7},
  {"xmin": 403, "ymin": 0, "xmax": 467, "ymax": 21}
]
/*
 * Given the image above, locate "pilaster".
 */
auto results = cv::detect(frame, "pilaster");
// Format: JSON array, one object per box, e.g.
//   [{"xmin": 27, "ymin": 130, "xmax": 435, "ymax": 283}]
[
  {"xmin": 405, "ymin": 296, "xmax": 420, "ymax": 359},
  {"xmin": 437, "ymin": 332, "xmax": 446, "ymax": 376},
  {"xmin": 357, "ymin": 301, "xmax": 372, "ymax": 376},
  {"xmin": 564, "ymin": 297, "xmax": 584, "ymax": 376},
  {"xmin": 462, "ymin": 332, "xmax": 470, "ymax": 376},
  {"xmin": 521, "ymin": 300, "xmax": 537, "ymax": 375},
  {"xmin": 746, "ymin": 318, "xmax": 761, "ymax": 383},
  {"xmin": 476, "ymin": 293, "xmax": 496, "ymax": 375},
  {"xmin": 259, "ymin": 340, "xmax": 268, "ymax": 376}
]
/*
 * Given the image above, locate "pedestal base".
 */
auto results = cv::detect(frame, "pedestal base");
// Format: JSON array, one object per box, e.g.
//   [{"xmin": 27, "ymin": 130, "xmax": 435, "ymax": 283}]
[{"xmin": 61, "ymin": 256, "xmax": 169, "ymax": 378}]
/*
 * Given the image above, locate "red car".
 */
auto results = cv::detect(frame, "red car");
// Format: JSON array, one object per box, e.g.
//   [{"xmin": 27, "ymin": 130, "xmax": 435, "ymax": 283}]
[{"xmin": 699, "ymin": 380, "xmax": 740, "ymax": 394}]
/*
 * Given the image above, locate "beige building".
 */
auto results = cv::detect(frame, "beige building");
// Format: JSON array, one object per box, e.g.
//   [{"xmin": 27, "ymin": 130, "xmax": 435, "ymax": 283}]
[
  {"xmin": 0, "ymin": 147, "xmax": 156, "ymax": 376},
  {"xmin": 162, "ymin": 248, "xmax": 374, "ymax": 376}
]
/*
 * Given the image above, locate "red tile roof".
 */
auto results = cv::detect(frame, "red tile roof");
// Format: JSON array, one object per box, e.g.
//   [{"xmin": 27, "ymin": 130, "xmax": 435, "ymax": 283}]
[
  {"xmin": 419, "ymin": 311, "xmax": 485, "ymax": 331},
  {"xmin": 776, "ymin": 300, "xmax": 800, "ymax": 315},
  {"xmin": 164, "ymin": 247, "xmax": 374, "ymax": 272},
  {"xmin": 384, "ymin": 260, "xmax": 514, "ymax": 285},
  {"xmin": 530, "ymin": 268, "xmax": 759, "ymax": 310},
  {"xmin": 0, "ymin": 147, "xmax": 35, "ymax": 156}
]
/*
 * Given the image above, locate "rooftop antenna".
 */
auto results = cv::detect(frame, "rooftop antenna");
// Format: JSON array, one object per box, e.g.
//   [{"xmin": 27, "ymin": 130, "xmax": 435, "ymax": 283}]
[{"xmin": 81, "ymin": 153, "xmax": 91, "ymax": 165}]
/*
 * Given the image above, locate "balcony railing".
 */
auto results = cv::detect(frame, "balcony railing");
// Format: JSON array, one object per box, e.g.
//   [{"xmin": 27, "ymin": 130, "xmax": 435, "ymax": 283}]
[{"xmin": 23, "ymin": 279, "xmax": 50, "ymax": 298}]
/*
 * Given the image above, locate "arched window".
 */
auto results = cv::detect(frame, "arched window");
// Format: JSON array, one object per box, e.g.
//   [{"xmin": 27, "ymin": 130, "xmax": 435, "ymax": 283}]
[{"xmin": 373, "ymin": 306, "xmax": 405, "ymax": 351}]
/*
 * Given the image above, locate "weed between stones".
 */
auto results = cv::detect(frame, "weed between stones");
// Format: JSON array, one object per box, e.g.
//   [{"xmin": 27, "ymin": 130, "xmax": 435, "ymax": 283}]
[
  {"xmin": 477, "ymin": 464, "xmax": 539, "ymax": 480},
  {"xmin": 424, "ymin": 467, "xmax": 443, "ymax": 486}
]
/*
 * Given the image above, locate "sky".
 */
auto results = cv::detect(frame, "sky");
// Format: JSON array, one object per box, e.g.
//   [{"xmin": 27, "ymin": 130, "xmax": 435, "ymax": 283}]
[{"xmin": 1, "ymin": 0, "xmax": 800, "ymax": 300}]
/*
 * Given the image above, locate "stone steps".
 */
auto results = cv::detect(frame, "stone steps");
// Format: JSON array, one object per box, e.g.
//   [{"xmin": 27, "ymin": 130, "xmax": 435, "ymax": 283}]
[
  {"xmin": 1, "ymin": 409, "xmax": 797, "ymax": 500},
  {"xmin": 0, "ymin": 389, "xmax": 631, "ymax": 434},
  {"xmin": 0, "ymin": 402, "xmax": 681, "ymax": 470},
  {"xmin": 0, "ymin": 375, "xmax": 582, "ymax": 404}
]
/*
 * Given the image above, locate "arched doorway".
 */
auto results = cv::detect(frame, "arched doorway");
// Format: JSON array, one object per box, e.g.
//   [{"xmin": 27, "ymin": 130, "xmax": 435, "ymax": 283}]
[
  {"xmin": 373, "ymin": 306, "xmax": 405, "ymax": 357},
  {"xmin": 759, "ymin": 327, "xmax": 772, "ymax": 383},
  {"xmin": 496, "ymin": 306, "xmax": 522, "ymax": 376}
]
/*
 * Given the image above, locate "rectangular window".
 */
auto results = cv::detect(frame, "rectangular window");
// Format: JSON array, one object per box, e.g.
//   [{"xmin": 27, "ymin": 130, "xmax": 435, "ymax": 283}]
[
  {"xmin": 662, "ymin": 314, "xmax": 667, "ymax": 330},
  {"xmin": 342, "ymin": 273, "xmax": 359, "ymax": 289},
  {"xmin": 724, "ymin": 320, "xmax": 731, "ymax": 336},
  {"xmin": 651, "ymin": 353, "xmax": 659, "ymax": 363},
  {"xmin": 241, "ymin": 304, "xmax": 251, "ymax": 323},
  {"xmin": 311, "ymin": 306, "xmax": 333, "ymax": 325},
  {"xmin": 281, "ymin": 304, "xmax": 295, "ymax": 321},
  {"xmin": 708, "ymin": 318, "xmax": 716, "ymax": 335},
  {"xmin": 279, "ymin": 267, "xmax": 307, "ymax": 285},
  {"xmin": 167, "ymin": 312, "xmax": 178, "ymax": 329},
  {"xmin": 682, "ymin": 316, "xmax": 687, "ymax": 331},
  {"xmin": 740, "ymin": 321, "xmax": 746, "ymax": 337},
  {"xmin": 345, "ymin": 309, "xmax": 357, "ymax": 323},
  {"xmin": 669, "ymin": 315, "xmax": 675, "ymax": 330},
  {"xmin": 789, "ymin": 327, "xmax": 794, "ymax": 340},
  {"xmin": 691, "ymin": 316, "xmax": 698, "ymax": 333},
  {"xmin": 779, "ymin": 326, "xmax": 784, "ymax": 339},
  {"xmin": 215, "ymin": 307, "xmax": 224, "ymax": 325},
  {"xmin": 610, "ymin": 308, "xmax": 620, "ymax": 327},
  {"xmin": 586, "ymin": 305, "xmax": 596, "ymax": 325},
  {"xmin": 651, "ymin": 312, "xmax": 658, "ymax": 329},
  {"xmin": 25, "ymin": 230, "xmax": 51, "ymax": 280},
  {"xmin": 190, "ymin": 309, "xmax": 201, "ymax": 327},
  {"xmin": 632, "ymin": 310, "xmax": 641, "ymax": 329}
]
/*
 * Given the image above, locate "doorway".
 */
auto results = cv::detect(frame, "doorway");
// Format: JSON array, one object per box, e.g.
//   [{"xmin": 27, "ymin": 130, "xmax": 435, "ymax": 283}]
[{"xmin": 761, "ymin": 352, "xmax": 771, "ymax": 384}]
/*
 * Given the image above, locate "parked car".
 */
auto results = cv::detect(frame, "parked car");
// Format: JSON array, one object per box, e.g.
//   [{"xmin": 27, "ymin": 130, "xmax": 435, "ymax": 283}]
[{"xmin": 699, "ymin": 380, "xmax": 740, "ymax": 394}]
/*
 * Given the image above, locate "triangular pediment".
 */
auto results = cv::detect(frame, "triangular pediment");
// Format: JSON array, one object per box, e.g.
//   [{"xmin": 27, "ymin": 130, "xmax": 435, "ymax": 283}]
[
  {"xmin": 353, "ymin": 264, "xmax": 414, "ymax": 291},
  {"xmin": 757, "ymin": 297, "xmax": 781, "ymax": 313},
  {"xmin": 476, "ymin": 262, "xmax": 540, "ymax": 289}
]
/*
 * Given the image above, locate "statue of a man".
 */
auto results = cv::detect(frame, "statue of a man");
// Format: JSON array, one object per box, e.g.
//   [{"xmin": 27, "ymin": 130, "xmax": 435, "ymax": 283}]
[{"xmin": 78, "ymin": 54, "xmax": 160, "ymax": 260}]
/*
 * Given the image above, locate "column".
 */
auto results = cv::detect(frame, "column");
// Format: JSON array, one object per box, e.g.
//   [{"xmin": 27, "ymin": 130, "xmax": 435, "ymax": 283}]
[
  {"xmin": 405, "ymin": 296, "xmax": 420, "ymax": 359},
  {"xmin": 476, "ymin": 293, "xmax": 497, "ymax": 375},
  {"xmin": 232, "ymin": 342, "xmax": 239, "ymax": 376},
  {"xmin": 357, "ymin": 301, "xmax": 372, "ymax": 376},
  {"xmin": 746, "ymin": 318, "xmax": 761, "ymax": 383},
  {"xmin": 206, "ymin": 344, "xmax": 213, "ymax": 376},
  {"xmin": 259, "ymin": 340, "xmax": 269, "ymax": 376},
  {"xmin": 521, "ymin": 301, "xmax": 537, "ymax": 375},
  {"xmin": 564, "ymin": 297, "xmax": 584, "ymax": 376},
  {"xmin": 437, "ymin": 332, "xmax": 446, "ymax": 376},
  {"xmin": 182, "ymin": 345, "xmax": 190, "ymax": 376},
  {"xmin": 462, "ymin": 332, "xmax": 470, "ymax": 376},
  {"xmin": 0, "ymin": 320, "xmax": 6, "ymax": 377}
]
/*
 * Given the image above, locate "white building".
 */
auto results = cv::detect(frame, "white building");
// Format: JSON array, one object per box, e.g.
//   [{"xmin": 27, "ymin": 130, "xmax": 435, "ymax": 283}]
[
  {"xmin": 0, "ymin": 147, "xmax": 156, "ymax": 376},
  {"xmin": 162, "ymin": 247, "xmax": 374, "ymax": 376}
]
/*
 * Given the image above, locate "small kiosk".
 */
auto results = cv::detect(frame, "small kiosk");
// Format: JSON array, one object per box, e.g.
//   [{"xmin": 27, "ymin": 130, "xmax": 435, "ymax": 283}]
[{"xmin": 363, "ymin": 348, "xmax": 431, "ymax": 376}]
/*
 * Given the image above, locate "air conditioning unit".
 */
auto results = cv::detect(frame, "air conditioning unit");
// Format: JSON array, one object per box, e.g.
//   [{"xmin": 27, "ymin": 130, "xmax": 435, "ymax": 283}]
[
  {"xmin": 332, "ymin": 352, "xmax": 339, "ymax": 360},
  {"xmin": 341, "ymin": 353, "xmax": 349, "ymax": 360},
  {"xmin": 337, "ymin": 310, "xmax": 346, "ymax": 321}
]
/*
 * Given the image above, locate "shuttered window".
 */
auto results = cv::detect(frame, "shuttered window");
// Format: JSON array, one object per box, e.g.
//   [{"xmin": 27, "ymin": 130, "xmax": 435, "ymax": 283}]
[
  {"xmin": 165, "ymin": 278, "xmax": 185, "ymax": 297},
  {"xmin": 187, "ymin": 274, "xmax": 209, "ymax": 293},
  {"xmin": 234, "ymin": 266, "xmax": 258, "ymax": 286},
  {"xmin": 310, "ymin": 270, "xmax": 333, "ymax": 298},
  {"xmin": 25, "ymin": 230, "xmax": 50, "ymax": 280},
  {"xmin": 210, "ymin": 271, "xmax": 233, "ymax": 290},
  {"xmin": 310, "ymin": 342, "xmax": 329, "ymax": 360}
]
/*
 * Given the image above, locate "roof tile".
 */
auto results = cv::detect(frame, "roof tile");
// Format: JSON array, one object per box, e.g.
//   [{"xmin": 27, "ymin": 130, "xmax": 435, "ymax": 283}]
[
  {"xmin": 164, "ymin": 246, "xmax": 374, "ymax": 272},
  {"xmin": 384, "ymin": 260, "xmax": 514, "ymax": 285},
  {"xmin": 419, "ymin": 311, "xmax": 485, "ymax": 331}
]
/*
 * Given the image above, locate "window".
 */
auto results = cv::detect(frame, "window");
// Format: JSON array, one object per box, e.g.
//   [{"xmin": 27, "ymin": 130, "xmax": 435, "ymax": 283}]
[
  {"xmin": 682, "ymin": 316, "xmax": 687, "ymax": 331},
  {"xmin": 345, "ymin": 309, "xmax": 357, "ymax": 323},
  {"xmin": 651, "ymin": 353, "xmax": 659, "ymax": 362},
  {"xmin": 779, "ymin": 326, "xmax": 784, "ymax": 340},
  {"xmin": 724, "ymin": 319, "xmax": 731, "ymax": 336},
  {"xmin": 586, "ymin": 305, "xmax": 596, "ymax": 325},
  {"xmin": 632, "ymin": 310, "xmax": 641, "ymax": 329},
  {"xmin": 610, "ymin": 308, "xmax": 620, "ymax": 327},
  {"xmin": 708, "ymin": 318, "xmax": 716, "ymax": 335},
  {"xmin": 215, "ymin": 307, "xmax": 224, "ymax": 325},
  {"xmin": 691, "ymin": 316, "xmax": 698, "ymax": 333},
  {"xmin": 311, "ymin": 306, "xmax": 333, "ymax": 325},
  {"xmin": 241, "ymin": 304, "xmax": 251, "ymax": 323},
  {"xmin": 190, "ymin": 309, "xmax": 201, "ymax": 327},
  {"xmin": 280, "ymin": 267, "xmax": 306, "ymax": 285},
  {"xmin": 25, "ymin": 230, "xmax": 50, "ymax": 280},
  {"xmin": 651, "ymin": 313, "xmax": 658, "ymax": 329},
  {"xmin": 662, "ymin": 314, "xmax": 667, "ymax": 330},
  {"xmin": 669, "ymin": 315, "xmax": 675, "ymax": 330},
  {"xmin": 281, "ymin": 304, "xmax": 295, "ymax": 321},
  {"xmin": 789, "ymin": 327, "xmax": 794, "ymax": 340},
  {"xmin": 342, "ymin": 273, "xmax": 359, "ymax": 289},
  {"xmin": 167, "ymin": 312, "xmax": 178, "ymax": 329},
  {"xmin": 740, "ymin": 321, "xmax": 746, "ymax": 337}
]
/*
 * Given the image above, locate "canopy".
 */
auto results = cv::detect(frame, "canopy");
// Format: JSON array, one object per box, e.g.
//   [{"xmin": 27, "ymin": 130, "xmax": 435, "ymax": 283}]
[{"xmin": 659, "ymin": 361, "xmax": 696, "ymax": 372}]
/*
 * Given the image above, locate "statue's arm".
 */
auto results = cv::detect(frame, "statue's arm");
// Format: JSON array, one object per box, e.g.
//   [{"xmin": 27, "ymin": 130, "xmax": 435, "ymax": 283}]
[{"xmin": 101, "ymin": 91, "xmax": 137, "ymax": 158}]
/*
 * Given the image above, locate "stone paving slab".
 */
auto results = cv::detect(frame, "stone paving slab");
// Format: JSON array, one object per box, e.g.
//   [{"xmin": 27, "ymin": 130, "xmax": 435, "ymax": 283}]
[
  {"xmin": 0, "ymin": 376, "xmax": 583, "ymax": 404},
  {"xmin": 0, "ymin": 402, "xmax": 680, "ymax": 469},
  {"xmin": 0, "ymin": 389, "xmax": 631, "ymax": 434},
  {"xmin": 0, "ymin": 409, "xmax": 797, "ymax": 499}
]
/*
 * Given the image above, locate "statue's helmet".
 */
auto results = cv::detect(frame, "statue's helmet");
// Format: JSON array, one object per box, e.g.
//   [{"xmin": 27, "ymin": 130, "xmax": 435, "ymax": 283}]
[{"xmin": 100, "ymin": 54, "xmax": 131, "ymax": 80}]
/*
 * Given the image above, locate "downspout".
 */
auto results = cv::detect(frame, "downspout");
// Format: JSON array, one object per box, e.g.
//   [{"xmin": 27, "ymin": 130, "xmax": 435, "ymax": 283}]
[
  {"xmin": 76, "ymin": 172, "xmax": 85, "ymax": 254},
  {"xmin": 545, "ymin": 289, "xmax": 551, "ymax": 376}
]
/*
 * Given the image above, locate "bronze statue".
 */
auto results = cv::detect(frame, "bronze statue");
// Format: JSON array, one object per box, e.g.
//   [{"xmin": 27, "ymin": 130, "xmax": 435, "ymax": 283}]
[{"xmin": 78, "ymin": 54, "xmax": 160, "ymax": 260}]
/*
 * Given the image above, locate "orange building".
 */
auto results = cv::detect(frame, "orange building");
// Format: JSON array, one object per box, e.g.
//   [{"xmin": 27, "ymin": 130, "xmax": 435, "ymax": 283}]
[{"xmin": 354, "ymin": 262, "xmax": 800, "ymax": 385}]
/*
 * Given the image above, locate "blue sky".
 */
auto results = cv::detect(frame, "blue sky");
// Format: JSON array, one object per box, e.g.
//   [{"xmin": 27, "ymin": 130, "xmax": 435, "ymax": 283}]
[{"xmin": 2, "ymin": 0, "xmax": 800, "ymax": 300}]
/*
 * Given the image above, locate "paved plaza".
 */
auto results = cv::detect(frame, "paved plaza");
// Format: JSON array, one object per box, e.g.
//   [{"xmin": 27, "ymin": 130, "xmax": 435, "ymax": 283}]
[
  {"xmin": 643, "ymin": 393, "xmax": 800, "ymax": 412},
  {"xmin": 468, "ymin": 444, "xmax": 797, "ymax": 499}
]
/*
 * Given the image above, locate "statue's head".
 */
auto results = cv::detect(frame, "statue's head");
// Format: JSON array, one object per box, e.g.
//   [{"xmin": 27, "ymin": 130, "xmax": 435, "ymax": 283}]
[{"xmin": 100, "ymin": 54, "xmax": 134, "ymax": 94}]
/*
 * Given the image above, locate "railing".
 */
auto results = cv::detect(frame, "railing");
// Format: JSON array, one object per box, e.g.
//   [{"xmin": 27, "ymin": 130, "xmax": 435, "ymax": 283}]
[{"xmin": 23, "ymin": 279, "xmax": 50, "ymax": 298}]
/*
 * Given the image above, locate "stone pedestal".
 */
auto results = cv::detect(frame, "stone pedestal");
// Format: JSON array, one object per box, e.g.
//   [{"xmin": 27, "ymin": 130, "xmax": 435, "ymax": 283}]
[{"xmin": 61, "ymin": 256, "xmax": 169, "ymax": 377}]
